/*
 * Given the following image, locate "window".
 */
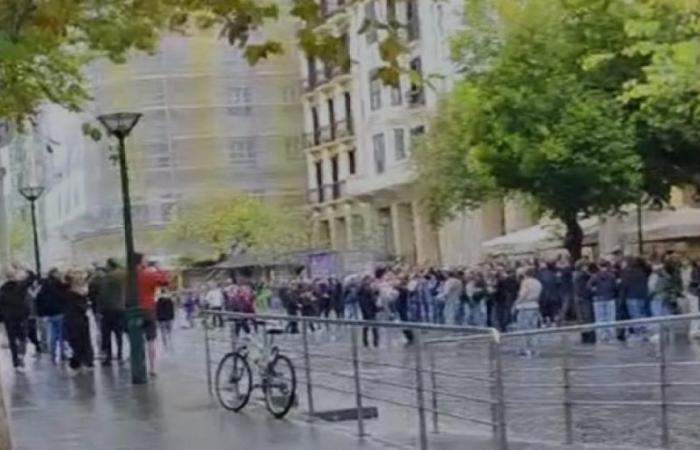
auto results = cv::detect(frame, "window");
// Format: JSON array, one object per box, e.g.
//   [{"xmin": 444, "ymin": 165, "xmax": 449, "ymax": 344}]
[
  {"xmin": 369, "ymin": 72, "xmax": 382, "ymax": 111},
  {"xmin": 394, "ymin": 129, "xmax": 406, "ymax": 160},
  {"xmin": 386, "ymin": 0, "xmax": 397, "ymax": 22},
  {"xmin": 229, "ymin": 87, "xmax": 252, "ymax": 104},
  {"xmin": 390, "ymin": 79, "xmax": 402, "ymax": 106},
  {"xmin": 365, "ymin": 1, "xmax": 378, "ymax": 44},
  {"xmin": 348, "ymin": 148, "xmax": 357, "ymax": 175},
  {"xmin": 407, "ymin": 0, "xmax": 420, "ymax": 41},
  {"xmin": 228, "ymin": 138, "xmax": 256, "ymax": 164},
  {"xmin": 373, "ymin": 133, "xmax": 386, "ymax": 173},
  {"xmin": 408, "ymin": 57, "xmax": 425, "ymax": 106}
]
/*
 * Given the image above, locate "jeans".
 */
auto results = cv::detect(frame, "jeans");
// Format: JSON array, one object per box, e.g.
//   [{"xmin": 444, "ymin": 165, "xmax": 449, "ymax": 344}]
[
  {"xmin": 443, "ymin": 300, "xmax": 461, "ymax": 326},
  {"xmin": 469, "ymin": 302, "xmax": 487, "ymax": 327},
  {"xmin": 625, "ymin": 298, "xmax": 648, "ymax": 338},
  {"xmin": 434, "ymin": 299, "xmax": 445, "ymax": 324},
  {"xmin": 516, "ymin": 307, "xmax": 540, "ymax": 355},
  {"xmin": 593, "ymin": 299, "xmax": 616, "ymax": 342},
  {"xmin": 651, "ymin": 298, "xmax": 673, "ymax": 318},
  {"xmin": 100, "ymin": 310, "xmax": 125, "ymax": 362},
  {"xmin": 345, "ymin": 302, "xmax": 360, "ymax": 321},
  {"xmin": 48, "ymin": 314, "xmax": 64, "ymax": 362}
]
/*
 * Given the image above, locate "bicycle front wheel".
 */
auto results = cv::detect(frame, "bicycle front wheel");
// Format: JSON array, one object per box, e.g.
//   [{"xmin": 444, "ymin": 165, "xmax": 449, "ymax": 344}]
[
  {"xmin": 215, "ymin": 352, "xmax": 252, "ymax": 412},
  {"xmin": 264, "ymin": 354, "xmax": 297, "ymax": 419}
]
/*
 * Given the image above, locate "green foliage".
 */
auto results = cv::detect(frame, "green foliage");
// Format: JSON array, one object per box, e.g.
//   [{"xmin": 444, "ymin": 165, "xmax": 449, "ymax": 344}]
[
  {"xmin": 164, "ymin": 194, "xmax": 309, "ymax": 257},
  {"xmin": 0, "ymin": 0, "xmax": 281, "ymax": 125},
  {"xmin": 1, "ymin": 0, "xmax": 443, "ymax": 125},
  {"xmin": 418, "ymin": 0, "xmax": 658, "ymax": 258}
]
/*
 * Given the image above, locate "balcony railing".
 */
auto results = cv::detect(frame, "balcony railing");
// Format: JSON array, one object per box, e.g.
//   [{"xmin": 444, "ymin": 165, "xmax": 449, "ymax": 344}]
[
  {"xmin": 303, "ymin": 63, "xmax": 351, "ymax": 93},
  {"xmin": 308, "ymin": 181, "xmax": 346, "ymax": 204},
  {"xmin": 304, "ymin": 119, "xmax": 354, "ymax": 150},
  {"xmin": 407, "ymin": 88, "xmax": 426, "ymax": 108}
]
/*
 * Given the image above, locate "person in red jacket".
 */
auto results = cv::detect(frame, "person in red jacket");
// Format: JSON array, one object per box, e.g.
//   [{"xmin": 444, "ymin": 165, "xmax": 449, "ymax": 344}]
[{"xmin": 135, "ymin": 253, "xmax": 170, "ymax": 375}]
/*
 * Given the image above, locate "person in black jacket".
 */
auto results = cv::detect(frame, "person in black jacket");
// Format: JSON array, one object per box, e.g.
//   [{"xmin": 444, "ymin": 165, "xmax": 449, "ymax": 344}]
[
  {"xmin": 0, "ymin": 268, "xmax": 36, "ymax": 369},
  {"xmin": 36, "ymin": 268, "xmax": 69, "ymax": 363},
  {"xmin": 63, "ymin": 272, "xmax": 94, "ymax": 372},
  {"xmin": 358, "ymin": 276, "xmax": 379, "ymax": 348},
  {"xmin": 156, "ymin": 290, "xmax": 175, "ymax": 351},
  {"xmin": 619, "ymin": 257, "xmax": 650, "ymax": 339}
]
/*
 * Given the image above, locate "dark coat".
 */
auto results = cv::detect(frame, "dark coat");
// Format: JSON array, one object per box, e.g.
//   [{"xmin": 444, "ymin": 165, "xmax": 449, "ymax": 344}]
[
  {"xmin": 619, "ymin": 266, "xmax": 649, "ymax": 301},
  {"xmin": 36, "ymin": 277, "xmax": 68, "ymax": 317},
  {"xmin": 0, "ymin": 276, "xmax": 35, "ymax": 321}
]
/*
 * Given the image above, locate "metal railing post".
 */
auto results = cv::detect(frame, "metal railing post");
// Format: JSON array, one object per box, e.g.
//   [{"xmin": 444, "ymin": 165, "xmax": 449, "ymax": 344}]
[
  {"xmin": 659, "ymin": 324, "xmax": 670, "ymax": 448},
  {"xmin": 490, "ymin": 332, "xmax": 508, "ymax": 450},
  {"xmin": 302, "ymin": 319, "xmax": 315, "ymax": 417},
  {"xmin": 414, "ymin": 331, "xmax": 429, "ymax": 450},
  {"xmin": 350, "ymin": 326, "xmax": 366, "ymax": 438},
  {"xmin": 561, "ymin": 333, "xmax": 574, "ymax": 445},
  {"xmin": 204, "ymin": 315, "xmax": 212, "ymax": 396},
  {"xmin": 429, "ymin": 347, "xmax": 439, "ymax": 433}
]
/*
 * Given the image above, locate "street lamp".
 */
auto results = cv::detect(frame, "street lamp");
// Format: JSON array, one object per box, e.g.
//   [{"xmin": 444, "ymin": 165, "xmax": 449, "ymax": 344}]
[
  {"xmin": 18, "ymin": 185, "xmax": 45, "ymax": 277},
  {"xmin": 97, "ymin": 112, "xmax": 145, "ymax": 384}
]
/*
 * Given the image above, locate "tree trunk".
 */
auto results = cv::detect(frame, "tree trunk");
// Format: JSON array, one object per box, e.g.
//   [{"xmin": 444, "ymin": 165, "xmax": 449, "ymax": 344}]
[{"xmin": 562, "ymin": 213, "xmax": 583, "ymax": 261}]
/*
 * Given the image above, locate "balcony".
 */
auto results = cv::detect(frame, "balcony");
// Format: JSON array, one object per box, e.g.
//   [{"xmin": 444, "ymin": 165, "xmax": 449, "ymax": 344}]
[
  {"xmin": 303, "ymin": 63, "xmax": 351, "ymax": 93},
  {"xmin": 308, "ymin": 181, "xmax": 346, "ymax": 204},
  {"xmin": 304, "ymin": 119, "xmax": 354, "ymax": 150},
  {"xmin": 407, "ymin": 88, "xmax": 426, "ymax": 108}
]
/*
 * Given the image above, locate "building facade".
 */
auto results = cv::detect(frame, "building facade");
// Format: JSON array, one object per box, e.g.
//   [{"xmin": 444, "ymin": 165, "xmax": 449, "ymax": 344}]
[
  {"xmin": 31, "ymin": 15, "xmax": 307, "ymax": 267},
  {"xmin": 302, "ymin": 0, "xmax": 466, "ymax": 265}
]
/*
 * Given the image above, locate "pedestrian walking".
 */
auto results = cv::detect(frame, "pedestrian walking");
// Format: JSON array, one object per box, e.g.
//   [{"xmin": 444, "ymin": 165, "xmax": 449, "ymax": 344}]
[
  {"xmin": 0, "ymin": 268, "xmax": 36, "ymax": 370},
  {"xmin": 136, "ymin": 254, "xmax": 171, "ymax": 376},
  {"xmin": 619, "ymin": 257, "xmax": 650, "ymax": 340},
  {"xmin": 93, "ymin": 259, "xmax": 126, "ymax": 366},
  {"xmin": 156, "ymin": 290, "xmax": 175, "ymax": 352},
  {"xmin": 36, "ymin": 268, "xmax": 69, "ymax": 364},
  {"xmin": 63, "ymin": 272, "xmax": 94, "ymax": 373}
]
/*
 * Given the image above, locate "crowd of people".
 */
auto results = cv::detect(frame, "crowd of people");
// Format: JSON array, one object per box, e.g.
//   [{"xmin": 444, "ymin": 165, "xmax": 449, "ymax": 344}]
[
  {"xmin": 189, "ymin": 251, "xmax": 700, "ymax": 353},
  {"xmin": 4, "ymin": 249, "xmax": 700, "ymax": 370},
  {"xmin": 0, "ymin": 253, "xmax": 173, "ymax": 373}
]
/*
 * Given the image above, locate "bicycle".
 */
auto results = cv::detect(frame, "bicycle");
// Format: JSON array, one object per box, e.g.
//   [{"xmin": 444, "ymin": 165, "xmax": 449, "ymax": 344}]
[{"xmin": 214, "ymin": 320, "xmax": 297, "ymax": 419}]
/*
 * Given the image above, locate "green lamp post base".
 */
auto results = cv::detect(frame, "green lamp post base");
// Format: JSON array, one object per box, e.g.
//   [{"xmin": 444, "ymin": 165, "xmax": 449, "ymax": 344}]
[{"xmin": 126, "ymin": 306, "xmax": 147, "ymax": 384}]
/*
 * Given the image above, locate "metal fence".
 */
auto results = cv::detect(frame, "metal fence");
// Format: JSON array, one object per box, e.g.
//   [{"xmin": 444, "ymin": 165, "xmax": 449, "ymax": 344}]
[{"xmin": 201, "ymin": 310, "xmax": 700, "ymax": 450}]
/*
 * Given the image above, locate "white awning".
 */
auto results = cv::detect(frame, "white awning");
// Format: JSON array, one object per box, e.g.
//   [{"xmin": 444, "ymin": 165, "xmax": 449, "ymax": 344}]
[
  {"xmin": 483, "ymin": 217, "xmax": 599, "ymax": 255},
  {"xmin": 623, "ymin": 207, "xmax": 700, "ymax": 242}
]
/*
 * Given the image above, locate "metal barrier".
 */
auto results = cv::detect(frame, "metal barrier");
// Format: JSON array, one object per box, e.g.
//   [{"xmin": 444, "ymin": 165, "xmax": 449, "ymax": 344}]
[
  {"xmin": 201, "ymin": 310, "xmax": 498, "ymax": 450},
  {"xmin": 201, "ymin": 310, "xmax": 700, "ymax": 450}
]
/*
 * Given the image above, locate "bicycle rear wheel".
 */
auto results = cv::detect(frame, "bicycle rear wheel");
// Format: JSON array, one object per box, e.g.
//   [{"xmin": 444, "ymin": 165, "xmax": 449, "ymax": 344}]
[
  {"xmin": 215, "ymin": 352, "xmax": 252, "ymax": 412},
  {"xmin": 264, "ymin": 354, "xmax": 297, "ymax": 419}
]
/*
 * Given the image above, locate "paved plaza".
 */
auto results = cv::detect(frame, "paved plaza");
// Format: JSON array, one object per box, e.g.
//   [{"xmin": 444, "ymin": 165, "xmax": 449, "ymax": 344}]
[{"xmin": 6, "ymin": 321, "xmax": 700, "ymax": 450}]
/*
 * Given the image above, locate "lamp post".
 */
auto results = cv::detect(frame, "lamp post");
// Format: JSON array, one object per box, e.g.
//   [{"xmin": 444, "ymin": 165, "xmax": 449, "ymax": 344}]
[
  {"xmin": 18, "ymin": 185, "xmax": 45, "ymax": 277},
  {"xmin": 97, "ymin": 112, "xmax": 145, "ymax": 384}
]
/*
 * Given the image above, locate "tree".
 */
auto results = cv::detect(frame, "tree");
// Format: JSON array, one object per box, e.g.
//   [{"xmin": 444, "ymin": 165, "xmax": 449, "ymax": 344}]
[
  {"xmin": 0, "ymin": 0, "xmax": 427, "ymax": 127},
  {"xmin": 164, "ymin": 194, "xmax": 308, "ymax": 258},
  {"xmin": 416, "ymin": 0, "xmax": 646, "ymax": 260}
]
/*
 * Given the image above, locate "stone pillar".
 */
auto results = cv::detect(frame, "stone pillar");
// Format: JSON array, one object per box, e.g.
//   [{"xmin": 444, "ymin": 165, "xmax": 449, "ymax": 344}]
[
  {"xmin": 326, "ymin": 206, "xmax": 338, "ymax": 250},
  {"xmin": 344, "ymin": 203, "xmax": 355, "ymax": 249},
  {"xmin": 389, "ymin": 202, "xmax": 403, "ymax": 258},
  {"xmin": 413, "ymin": 201, "xmax": 439, "ymax": 265}
]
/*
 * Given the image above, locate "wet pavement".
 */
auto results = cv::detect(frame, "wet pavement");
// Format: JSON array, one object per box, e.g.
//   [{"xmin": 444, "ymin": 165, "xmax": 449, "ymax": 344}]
[
  {"xmin": 7, "ymin": 319, "xmax": 700, "ymax": 450},
  {"xmin": 1, "ymin": 332, "xmax": 385, "ymax": 450}
]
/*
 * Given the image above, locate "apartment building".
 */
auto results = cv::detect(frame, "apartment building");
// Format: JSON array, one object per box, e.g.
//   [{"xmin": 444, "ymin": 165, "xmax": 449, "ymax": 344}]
[{"xmin": 301, "ymin": 0, "xmax": 467, "ymax": 264}]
